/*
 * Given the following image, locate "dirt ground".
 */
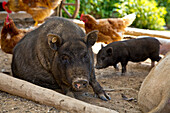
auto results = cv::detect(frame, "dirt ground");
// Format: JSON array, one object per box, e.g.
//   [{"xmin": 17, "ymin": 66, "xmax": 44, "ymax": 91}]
[
  {"xmin": 0, "ymin": 17, "xmax": 155, "ymax": 113},
  {"xmin": 0, "ymin": 44, "xmax": 153, "ymax": 113}
]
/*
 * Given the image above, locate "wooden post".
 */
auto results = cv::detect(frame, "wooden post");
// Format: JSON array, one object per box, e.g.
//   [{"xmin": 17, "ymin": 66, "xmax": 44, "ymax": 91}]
[{"xmin": 0, "ymin": 73, "xmax": 118, "ymax": 113}]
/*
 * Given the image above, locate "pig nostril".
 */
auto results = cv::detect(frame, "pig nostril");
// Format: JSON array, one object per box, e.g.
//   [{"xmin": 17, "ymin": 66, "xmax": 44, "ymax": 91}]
[
  {"xmin": 73, "ymin": 80, "xmax": 88, "ymax": 89},
  {"xmin": 83, "ymin": 83, "xmax": 87, "ymax": 87},
  {"xmin": 74, "ymin": 83, "xmax": 81, "ymax": 89}
]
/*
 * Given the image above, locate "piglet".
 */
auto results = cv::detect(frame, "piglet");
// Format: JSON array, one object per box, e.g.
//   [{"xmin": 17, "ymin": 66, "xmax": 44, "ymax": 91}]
[{"xmin": 96, "ymin": 37, "xmax": 161, "ymax": 74}]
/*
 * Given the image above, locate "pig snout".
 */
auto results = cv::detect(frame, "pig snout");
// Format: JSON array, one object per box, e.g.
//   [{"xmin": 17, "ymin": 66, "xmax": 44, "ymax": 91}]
[{"xmin": 72, "ymin": 79, "xmax": 89, "ymax": 91}]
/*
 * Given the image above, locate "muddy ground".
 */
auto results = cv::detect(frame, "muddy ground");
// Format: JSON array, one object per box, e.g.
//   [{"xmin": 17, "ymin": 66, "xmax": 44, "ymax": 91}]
[{"xmin": 0, "ymin": 18, "xmax": 155, "ymax": 113}]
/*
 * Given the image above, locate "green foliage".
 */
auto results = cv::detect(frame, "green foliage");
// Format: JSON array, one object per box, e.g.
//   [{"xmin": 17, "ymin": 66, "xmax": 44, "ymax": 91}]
[
  {"xmin": 78, "ymin": 0, "xmax": 120, "ymax": 18},
  {"xmin": 114, "ymin": 0, "xmax": 167, "ymax": 30},
  {"xmin": 61, "ymin": 0, "xmax": 76, "ymax": 18},
  {"xmin": 61, "ymin": 0, "xmax": 121, "ymax": 19},
  {"xmin": 62, "ymin": 0, "xmax": 167, "ymax": 30},
  {"xmin": 155, "ymin": 0, "xmax": 170, "ymax": 27}
]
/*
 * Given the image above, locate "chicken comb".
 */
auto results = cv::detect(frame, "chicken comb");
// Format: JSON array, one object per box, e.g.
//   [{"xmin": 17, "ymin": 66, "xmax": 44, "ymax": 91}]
[
  {"xmin": 80, "ymin": 14, "xmax": 84, "ymax": 20},
  {"xmin": 2, "ymin": 1, "xmax": 12, "ymax": 13},
  {"xmin": 2, "ymin": 1, "xmax": 7, "ymax": 10}
]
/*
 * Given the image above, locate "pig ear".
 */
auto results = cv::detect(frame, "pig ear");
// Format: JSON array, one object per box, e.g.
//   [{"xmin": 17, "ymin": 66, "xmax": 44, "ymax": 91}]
[
  {"xmin": 84, "ymin": 30, "xmax": 98, "ymax": 48},
  {"xmin": 106, "ymin": 47, "xmax": 113, "ymax": 56},
  {"xmin": 101, "ymin": 44, "xmax": 104, "ymax": 48},
  {"xmin": 47, "ymin": 33, "xmax": 62, "ymax": 50}
]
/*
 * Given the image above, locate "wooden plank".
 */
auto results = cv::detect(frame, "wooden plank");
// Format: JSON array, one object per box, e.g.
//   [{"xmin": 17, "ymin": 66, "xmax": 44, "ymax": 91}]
[
  {"xmin": 0, "ymin": 11, "xmax": 32, "ymax": 20},
  {"xmin": 125, "ymin": 27, "xmax": 170, "ymax": 39},
  {"xmin": 0, "ymin": 73, "xmax": 118, "ymax": 113}
]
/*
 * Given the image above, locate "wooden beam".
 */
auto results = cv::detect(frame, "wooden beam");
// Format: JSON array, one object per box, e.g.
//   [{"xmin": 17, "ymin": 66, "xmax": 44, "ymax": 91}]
[
  {"xmin": 0, "ymin": 11, "xmax": 32, "ymax": 21},
  {"xmin": 125, "ymin": 27, "xmax": 170, "ymax": 39},
  {"xmin": 0, "ymin": 73, "xmax": 118, "ymax": 113}
]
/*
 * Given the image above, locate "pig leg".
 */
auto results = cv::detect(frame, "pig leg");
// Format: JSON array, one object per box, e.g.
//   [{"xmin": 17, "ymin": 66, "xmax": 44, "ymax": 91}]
[
  {"xmin": 151, "ymin": 61, "xmax": 155, "ymax": 68},
  {"xmin": 150, "ymin": 54, "xmax": 162, "ymax": 68},
  {"xmin": 89, "ymin": 70, "xmax": 111, "ymax": 101},
  {"xmin": 120, "ymin": 60, "xmax": 128, "ymax": 75}
]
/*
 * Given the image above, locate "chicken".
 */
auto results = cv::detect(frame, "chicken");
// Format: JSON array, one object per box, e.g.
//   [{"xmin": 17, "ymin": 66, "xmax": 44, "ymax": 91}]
[
  {"xmin": 2, "ymin": 0, "xmax": 62, "ymax": 26},
  {"xmin": 80, "ymin": 13, "xmax": 136, "ymax": 44},
  {"xmin": 0, "ymin": 14, "xmax": 32, "ymax": 54}
]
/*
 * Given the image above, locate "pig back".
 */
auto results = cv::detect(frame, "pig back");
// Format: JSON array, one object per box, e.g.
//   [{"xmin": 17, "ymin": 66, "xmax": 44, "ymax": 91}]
[{"xmin": 124, "ymin": 37, "xmax": 160, "ymax": 62}]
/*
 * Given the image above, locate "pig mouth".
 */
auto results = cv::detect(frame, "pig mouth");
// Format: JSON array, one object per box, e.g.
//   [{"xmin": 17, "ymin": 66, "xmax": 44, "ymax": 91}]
[{"xmin": 95, "ymin": 64, "xmax": 106, "ymax": 69}]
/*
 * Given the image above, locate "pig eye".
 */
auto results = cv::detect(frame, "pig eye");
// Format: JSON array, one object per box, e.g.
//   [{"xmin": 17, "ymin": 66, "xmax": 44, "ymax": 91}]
[
  {"xmin": 101, "ymin": 57, "xmax": 105, "ymax": 61},
  {"xmin": 83, "ymin": 54, "xmax": 88, "ymax": 59},
  {"xmin": 81, "ymin": 53, "xmax": 89, "ymax": 62},
  {"xmin": 81, "ymin": 53, "xmax": 89, "ymax": 60},
  {"xmin": 61, "ymin": 55, "xmax": 70, "ymax": 63}
]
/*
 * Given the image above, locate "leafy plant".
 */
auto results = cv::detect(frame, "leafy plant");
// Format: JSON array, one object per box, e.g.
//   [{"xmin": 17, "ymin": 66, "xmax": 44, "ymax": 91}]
[
  {"xmin": 76, "ymin": 0, "xmax": 123, "ymax": 18},
  {"xmin": 114, "ymin": 0, "xmax": 167, "ymax": 30},
  {"xmin": 62, "ymin": 0, "xmax": 167, "ymax": 30},
  {"xmin": 61, "ymin": 0, "xmax": 76, "ymax": 18},
  {"xmin": 155, "ymin": 0, "xmax": 170, "ymax": 28}
]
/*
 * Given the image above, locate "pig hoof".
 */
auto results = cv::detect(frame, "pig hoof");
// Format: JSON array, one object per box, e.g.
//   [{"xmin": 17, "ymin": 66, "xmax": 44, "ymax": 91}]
[{"xmin": 98, "ymin": 93, "xmax": 111, "ymax": 101}]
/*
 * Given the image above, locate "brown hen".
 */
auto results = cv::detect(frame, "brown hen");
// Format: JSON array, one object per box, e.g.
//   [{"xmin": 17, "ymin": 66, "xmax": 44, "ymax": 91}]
[
  {"xmin": 0, "ymin": 14, "xmax": 32, "ymax": 54},
  {"xmin": 2, "ymin": 0, "xmax": 62, "ymax": 26},
  {"xmin": 80, "ymin": 14, "xmax": 136, "ymax": 44}
]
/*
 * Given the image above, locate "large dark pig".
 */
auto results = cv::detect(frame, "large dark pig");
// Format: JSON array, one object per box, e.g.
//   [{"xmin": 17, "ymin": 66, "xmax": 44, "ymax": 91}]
[
  {"xmin": 96, "ymin": 37, "xmax": 161, "ymax": 74},
  {"xmin": 12, "ymin": 17, "xmax": 110, "ymax": 101}
]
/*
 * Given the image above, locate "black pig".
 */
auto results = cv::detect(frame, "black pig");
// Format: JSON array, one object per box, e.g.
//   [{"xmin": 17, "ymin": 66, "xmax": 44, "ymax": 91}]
[
  {"xmin": 96, "ymin": 37, "xmax": 161, "ymax": 74},
  {"xmin": 12, "ymin": 17, "xmax": 110, "ymax": 101}
]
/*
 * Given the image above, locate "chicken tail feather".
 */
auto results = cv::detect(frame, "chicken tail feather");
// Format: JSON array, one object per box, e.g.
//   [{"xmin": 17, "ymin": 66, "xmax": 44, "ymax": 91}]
[{"xmin": 122, "ymin": 13, "xmax": 136, "ymax": 27}]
